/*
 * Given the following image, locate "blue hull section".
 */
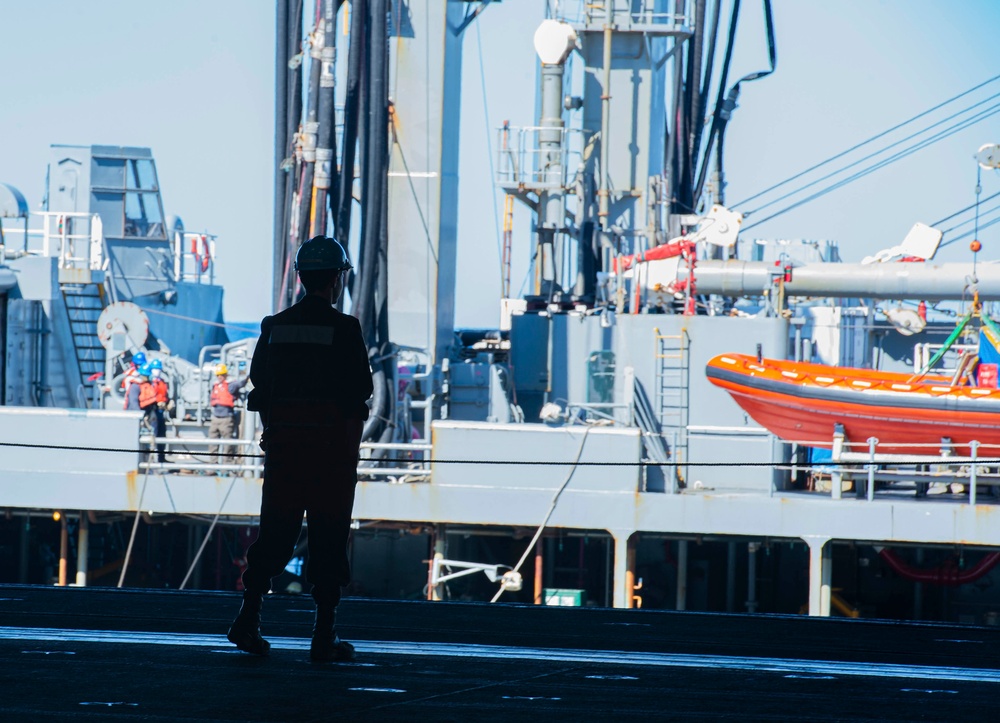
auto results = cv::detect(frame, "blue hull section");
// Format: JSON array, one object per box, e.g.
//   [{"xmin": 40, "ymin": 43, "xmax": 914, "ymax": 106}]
[{"xmin": 138, "ymin": 282, "xmax": 228, "ymax": 363}]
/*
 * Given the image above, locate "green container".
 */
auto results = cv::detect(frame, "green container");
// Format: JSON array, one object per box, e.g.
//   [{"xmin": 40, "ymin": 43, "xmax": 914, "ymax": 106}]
[{"xmin": 543, "ymin": 588, "xmax": 585, "ymax": 607}]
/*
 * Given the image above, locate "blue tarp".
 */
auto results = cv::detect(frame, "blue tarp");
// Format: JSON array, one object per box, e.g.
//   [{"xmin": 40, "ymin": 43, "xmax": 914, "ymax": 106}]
[
  {"xmin": 978, "ymin": 330, "xmax": 1000, "ymax": 386},
  {"xmin": 979, "ymin": 330, "xmax": 1000, "ymax": 367}
]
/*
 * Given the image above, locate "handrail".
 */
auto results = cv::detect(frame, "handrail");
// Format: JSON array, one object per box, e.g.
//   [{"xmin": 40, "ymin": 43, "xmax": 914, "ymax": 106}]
[
  {"xmin": 136, "ymin": 434, "xmax": 431, "ymax": 480},
  {"xmin": 495, "ymin": 125, "xmax": 587, "ymax": 190},
  {"xmin": 825, "ymin": 432, "xmax": 994, "ymax": 504}
]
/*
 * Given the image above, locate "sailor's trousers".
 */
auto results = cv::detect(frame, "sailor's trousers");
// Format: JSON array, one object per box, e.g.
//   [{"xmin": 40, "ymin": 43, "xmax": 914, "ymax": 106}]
[{"xmin": 242, "ymin": 418, "xmax": 361, "ymax": 606}]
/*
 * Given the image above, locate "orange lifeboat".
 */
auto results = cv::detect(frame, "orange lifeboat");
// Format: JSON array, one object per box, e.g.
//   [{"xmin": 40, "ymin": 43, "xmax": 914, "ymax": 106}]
[{"xmin": 705, "ymin": 353, "xmax": 1000, "ymax": 455}]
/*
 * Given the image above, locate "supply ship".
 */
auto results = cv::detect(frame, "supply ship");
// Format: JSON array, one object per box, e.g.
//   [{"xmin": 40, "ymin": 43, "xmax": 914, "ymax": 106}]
[{"xmin": 2, "ymin": 0, "xmax": 1000, "ymax": 625}]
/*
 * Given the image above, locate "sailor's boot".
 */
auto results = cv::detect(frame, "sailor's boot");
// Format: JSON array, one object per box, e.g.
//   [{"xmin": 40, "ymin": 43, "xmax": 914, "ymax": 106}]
[
  {"xmin": 227, "ymin": 590, "xmax": 271, "ymax": 656},
  {"xmin": 310, "ymin": 604, "xmax": 355, "ymax": 663}
]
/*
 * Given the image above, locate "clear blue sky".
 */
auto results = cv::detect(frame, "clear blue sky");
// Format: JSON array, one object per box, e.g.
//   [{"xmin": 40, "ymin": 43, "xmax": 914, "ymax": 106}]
[{"xmin": 1, "ymin": 1, "xmax": 998, "ymax": 328}]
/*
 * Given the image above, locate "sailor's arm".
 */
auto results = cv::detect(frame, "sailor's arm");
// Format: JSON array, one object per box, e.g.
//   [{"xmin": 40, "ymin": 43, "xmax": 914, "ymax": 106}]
[
  {"xmin": 246, "ymin": 316, "xmax": 273, "ymax": 428},
  {"xmin": 348, "ymin": 315, "xmax": 374, "ymax": 421}
]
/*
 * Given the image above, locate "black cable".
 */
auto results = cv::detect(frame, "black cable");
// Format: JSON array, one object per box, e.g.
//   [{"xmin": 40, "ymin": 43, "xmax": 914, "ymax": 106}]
[
  {"xmin": 272, "ymin": 0, "xmax": 291, "ymax": 311},
  {"xmin": 692, "ymin": 0, "xmax": 723, "ymax": 167},
  {"xmin": 335, "ymin": 0, "xmax": 366, "ymax": 254},
  {"xmin": 693, "ymin": 0, "xmax": 741, "ymax": 202},
  {"xmin": 733, "ymin": 73, "xmax": 1000, "ymax": 208},
  {"xmin": 695, "ymin": 0, "xmax": 775, "ymax": 204},
  {"xmin": 4, "ymin": 439, "xmax": 1000, "ymax": 469}
]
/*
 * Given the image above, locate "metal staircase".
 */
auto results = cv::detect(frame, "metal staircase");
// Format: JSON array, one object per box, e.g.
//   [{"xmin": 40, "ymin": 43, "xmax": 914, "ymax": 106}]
[
  {"xmin": 61, "ymin": 282, "xmax": 108, "ymax": 400},
  {"xmin": 654, "ymin": 327, "xmax": 690, "ymax": 485},
  {"xmin": 40, "ymin": 211, "xmax": 111, "ymax": 405}
]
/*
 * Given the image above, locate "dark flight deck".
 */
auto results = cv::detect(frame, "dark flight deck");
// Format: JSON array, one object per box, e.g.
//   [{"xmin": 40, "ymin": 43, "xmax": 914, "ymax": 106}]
[{"xmin": 1, "ymin": 585, "xmax": 998, "ymax": 721}]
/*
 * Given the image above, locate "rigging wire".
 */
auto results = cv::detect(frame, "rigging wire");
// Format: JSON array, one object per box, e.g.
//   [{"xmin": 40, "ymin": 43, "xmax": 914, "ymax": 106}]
[
  {"xmin": 976, "ymin": 164, "xmax": 983, "ymax": 249},
  {"xmin": 141, "ymin": 307, "xmax": 263, "ymax": 333},
  {"xmin": 474, "ymin": 18, "xmax": 506, "ymax": 296},
  {"xmin": 939, "ymin": 200, "xmax": 1000, "ymax": 236},
  {"xmin": 942, "ymin": 212, "xmax": 1000, "ymax": 248},
  {"xmin": 744, "ymin": 92, "xmax": 1000, "ymax": 217},
  {"xmin": 117, "ymin": 452, "xmax": 152, "ymax": 588},
  {"xmin": 388, "ymin": 120, "xmax": 439, "ymax": 264},
  {"xmin": 930, "ymin": 188, "xmax": 1000, "ymax": 227},
  {"xmin": 179, "ymin": 477, "xmax": 238, "ymax": 590},
  {"xmin": 489, "ymin": 426, "xmax": 593, "ymax": 604},
  {"xmin": 732, "ymin": 74, "xmax": 1000, "ymax": 208},
  {"xmin": 742, "ymin": 103, "xmax": 1000, "ymax": 231}
]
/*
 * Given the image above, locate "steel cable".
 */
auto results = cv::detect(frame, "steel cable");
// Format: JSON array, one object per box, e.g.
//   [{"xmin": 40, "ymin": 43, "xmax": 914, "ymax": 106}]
[
  {"xmin": 744, "ymin": 93, "xmax": 1000, "ymax": 218},
  {"xmin": 932, "ymin": 189, "xmax": 1000, "ymax": 229},
  {"xmin": 733, "ymin": 74, "xmax": 1000, "ymax": 208},
  {"xmin": 940, "ymin": 201, "xmax": 1000, "ymax": 237},
  {"xmin": 742, "ymin": 103, "xmax": 1000, "ymax": 231},
  {"xmin": 489, "ymin": 426, "xmax": 593, "ymax": 604},
  {"xmin": 178, "ymin": 477, "xmax": 238, "ymax": 590},
  {"xmin": 117, "ymin": 441, "xmax": 154, "ymax": 588},
  {"xmin": 942, "ymin": 213, "xmax": 1000, "ymax": 248}
]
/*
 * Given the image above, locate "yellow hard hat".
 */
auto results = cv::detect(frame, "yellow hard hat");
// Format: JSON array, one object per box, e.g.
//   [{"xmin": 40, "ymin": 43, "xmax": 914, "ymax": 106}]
[{"xmin": 215, "ymin": 363, "xmax": 228, "ymax": 376}]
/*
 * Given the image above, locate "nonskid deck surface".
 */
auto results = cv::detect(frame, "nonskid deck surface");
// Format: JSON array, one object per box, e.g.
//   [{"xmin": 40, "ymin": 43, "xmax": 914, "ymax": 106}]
[{"xmin": 1, "ymin": 585, "xmax": 999, "ymax": 720}]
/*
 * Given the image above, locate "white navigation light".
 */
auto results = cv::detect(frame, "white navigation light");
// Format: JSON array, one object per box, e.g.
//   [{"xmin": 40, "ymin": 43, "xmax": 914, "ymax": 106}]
[
  {"xmin": 533, "ymin": 19, "xmax": 577, "ymax": 66},
  {"xmin": 977, "ymin": 143, "xmax": 1000, "ymax": 170}
]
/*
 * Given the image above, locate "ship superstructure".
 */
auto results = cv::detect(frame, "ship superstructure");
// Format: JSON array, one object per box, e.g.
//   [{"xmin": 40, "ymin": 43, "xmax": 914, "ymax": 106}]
[{"xmin": 3, "ymin": 1, "xmax": 1000, "ymax": 625}]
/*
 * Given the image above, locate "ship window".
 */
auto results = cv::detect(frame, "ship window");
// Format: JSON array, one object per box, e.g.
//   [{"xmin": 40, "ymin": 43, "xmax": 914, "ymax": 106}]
[
  {"xmin": 92, "ymin": 158, "xmax": 124, "ymax": 189},
  {"xmin": 587, "ymin": 351, "xmax": 616, "ymax": 404},
  {"xmin": 91, "ymin": 192, "xmax": 123, "ymax": 237},
  {"xmin": 127, "ymin": 159, "xmax": 158, "ymax": 191},
  {"xmin": 124, "ymin": 191, "xmax": 165, "ymax": 238}
]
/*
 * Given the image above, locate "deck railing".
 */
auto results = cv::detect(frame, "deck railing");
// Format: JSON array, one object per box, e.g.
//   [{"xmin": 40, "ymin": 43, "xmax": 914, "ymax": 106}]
[
  {"xmin": 809, "ymin": 430, "xmax": 1000, "ymax": 505},
  {"xmin": 137, "ymin": 435, "xmax": 431, "ymax": 482}
]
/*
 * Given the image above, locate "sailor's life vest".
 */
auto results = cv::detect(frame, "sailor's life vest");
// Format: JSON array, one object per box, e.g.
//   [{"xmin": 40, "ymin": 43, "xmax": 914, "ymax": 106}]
[
  {"xmin": 138, "ymin": 381, "xmax": 158, "ymax": 410},
  {"xmin": 211, "ymin": 380, "xmax": 235, "ymax": 408},
  {"xmin": 153, "ymin": 378, "xmax": 169, "ymax": 405}
]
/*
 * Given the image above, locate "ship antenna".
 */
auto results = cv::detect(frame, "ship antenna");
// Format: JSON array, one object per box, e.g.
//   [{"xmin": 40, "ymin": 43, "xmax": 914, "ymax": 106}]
[{"xmin": 973, "ymin": 162, "xmax": 982, "ymax": 277}]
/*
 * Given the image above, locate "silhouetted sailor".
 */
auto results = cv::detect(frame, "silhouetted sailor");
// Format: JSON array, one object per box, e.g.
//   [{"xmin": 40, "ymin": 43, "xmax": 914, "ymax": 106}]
[{"xmin": 228, "ymin": 235, "xmax": 373, "ymax": 663}]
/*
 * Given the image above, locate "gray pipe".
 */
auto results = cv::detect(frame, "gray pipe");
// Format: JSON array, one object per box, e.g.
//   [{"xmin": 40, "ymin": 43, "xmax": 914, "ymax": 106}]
[
  {"xmin": 538, "ymin": 62, "xmax": 565, "ymax": 290},
  {"xmin": 597, "ymin": 0, "xmax": 612, "ymax": 228},
  {"xmin": 679, "ymin": 260, "xmax": 1000, "ymax": 301},
  {"xmin": 538, "ymin": 63, "xmax": 565, "ymax": 230}
]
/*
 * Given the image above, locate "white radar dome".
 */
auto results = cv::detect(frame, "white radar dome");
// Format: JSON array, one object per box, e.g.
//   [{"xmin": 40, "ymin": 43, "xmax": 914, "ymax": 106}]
[{"xmin": 533, "ymin": 20, "xmax": 577, "ymax": 66}]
